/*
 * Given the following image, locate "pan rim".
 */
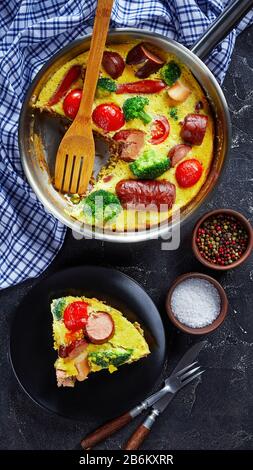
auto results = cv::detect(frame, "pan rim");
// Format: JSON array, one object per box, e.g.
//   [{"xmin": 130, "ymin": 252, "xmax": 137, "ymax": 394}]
[{"xmin": 18, "ymin": 28, "xmax": 232, "ymax": 243}]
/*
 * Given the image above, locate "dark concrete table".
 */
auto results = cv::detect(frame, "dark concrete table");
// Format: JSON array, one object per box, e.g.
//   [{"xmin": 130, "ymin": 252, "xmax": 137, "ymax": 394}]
[{"xmin": 1, "ymin": 29, "xmax": 253, "ymax": 451}]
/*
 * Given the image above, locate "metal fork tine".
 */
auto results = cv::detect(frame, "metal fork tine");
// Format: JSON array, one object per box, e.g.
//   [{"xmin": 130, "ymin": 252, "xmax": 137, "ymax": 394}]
[
  {"xmin": 180, "ymin": 365, "xmax": 201, "ymax": 382},
  {"xmin": 179, "ymin": 369, "xmax": 205, "ymax": 388},
  {"xmin": 176, "ymin": 361, "xmax": 198, "ymax": 377}
]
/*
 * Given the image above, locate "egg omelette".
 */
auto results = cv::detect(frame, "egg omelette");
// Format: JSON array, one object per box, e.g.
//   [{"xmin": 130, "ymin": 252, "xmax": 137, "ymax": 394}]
[
  {"xmin": 35, "ymin": 41, "xmax": 214, "ymax": 231},
  {"xmin": 51, "ymin": 295, "xmax": 150, "ymax": 387}
]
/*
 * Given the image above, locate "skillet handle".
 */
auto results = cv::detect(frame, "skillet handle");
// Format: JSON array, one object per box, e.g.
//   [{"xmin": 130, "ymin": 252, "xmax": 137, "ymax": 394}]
[{"xmin": 191, "ymin": 0, "xmax": 253, "ymax": 59}]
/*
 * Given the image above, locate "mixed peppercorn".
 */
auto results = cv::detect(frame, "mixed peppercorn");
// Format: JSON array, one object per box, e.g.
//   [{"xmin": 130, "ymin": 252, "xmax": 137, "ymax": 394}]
[{"xmin": 196, "ymin": 214, "xmax": 249, "ymax": 266}]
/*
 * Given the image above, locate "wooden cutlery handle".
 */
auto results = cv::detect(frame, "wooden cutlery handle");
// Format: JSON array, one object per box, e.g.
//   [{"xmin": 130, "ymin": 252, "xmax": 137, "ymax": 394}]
[
  {"xmin": 124, "ymin": 425, "xmax": 150, "ymax": 451},
  {"xmin": 81, "ymin": 412, "xmax": 132, "ymax": 449},
  {"xmin": 79, "ymin": 0, "xmax": 114, "ymax": 117},
  {"xmin": 124, "ymin": 409, "xmax": 159, "ymax": 450}
]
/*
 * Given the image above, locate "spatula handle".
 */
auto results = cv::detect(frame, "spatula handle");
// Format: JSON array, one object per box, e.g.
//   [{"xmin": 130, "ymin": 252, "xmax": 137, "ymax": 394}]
[{"xmin": 78, "ymin": 0, "xmax": 114, "ymax": 119}]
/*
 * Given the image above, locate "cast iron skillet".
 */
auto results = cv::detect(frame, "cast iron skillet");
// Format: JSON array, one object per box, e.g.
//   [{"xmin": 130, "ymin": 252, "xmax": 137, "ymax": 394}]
[
  {"xmin": 19, "ymin": 0, "xmax": 253, "ymax": 242},
  {"xmin": 9, "ymin": 266, "xmax": 166, "ymax": 421}
]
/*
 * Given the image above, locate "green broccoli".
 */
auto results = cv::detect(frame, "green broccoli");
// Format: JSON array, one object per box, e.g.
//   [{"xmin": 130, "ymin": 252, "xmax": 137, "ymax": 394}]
[
  {"xmin": 96, "ymin": 77, "xmax": 117, "ymax": 97},
  {"xmin": 160, "ymin": 61, "xmax": 181, "ymax": 86},
  {"xmin": 123, "ymin": 96, "xmax": 152, "ymax": 124},
  {"xmin": 130, "ymin": 149, "xmax": 170, "ymax": 179},
  {"xmin": 88, "ymin": 348, "xmax": 133, "ymax": 369},
  {"xmin": 169, "ymin": 107, "xmax": 178, "ymax": 121},
  {"xmin": 51, "ymin": 298, "xmax": 67, "ymax": 321},
  {"xmin": 83, "ymin": 189, "xmax": 122, "ymax": 224}
]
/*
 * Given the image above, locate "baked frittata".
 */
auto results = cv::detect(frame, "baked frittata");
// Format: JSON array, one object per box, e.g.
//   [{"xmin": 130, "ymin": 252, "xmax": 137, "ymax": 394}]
[
  {"xmin": 35, "ymin": 41, "xmax": 214, "ymax": 231},
  {"xmin": 51, "ymin": 295, "xmax": 150, "ymax": 387}
]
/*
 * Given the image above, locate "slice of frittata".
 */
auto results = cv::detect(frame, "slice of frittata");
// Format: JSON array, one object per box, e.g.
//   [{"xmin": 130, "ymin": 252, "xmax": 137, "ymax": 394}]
[{"xmin": 51, "ymin": 295, "xmax": 150, "ymax": 387}]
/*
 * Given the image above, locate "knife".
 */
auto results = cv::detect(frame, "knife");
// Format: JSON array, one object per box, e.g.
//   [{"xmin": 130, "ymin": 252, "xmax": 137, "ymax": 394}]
[{"xmin": 81, "ymin": 341, "xmax": 206, "ymax": 450}]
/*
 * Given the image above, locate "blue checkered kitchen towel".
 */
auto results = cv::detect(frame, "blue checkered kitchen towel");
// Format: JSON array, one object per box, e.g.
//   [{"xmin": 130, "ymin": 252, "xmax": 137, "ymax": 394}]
[{"xmin": 0, "ymin": 0, "xmax": 252, "ymax": 289}]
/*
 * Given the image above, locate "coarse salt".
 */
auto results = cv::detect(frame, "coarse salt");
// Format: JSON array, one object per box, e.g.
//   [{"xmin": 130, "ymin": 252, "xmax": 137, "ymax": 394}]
[{"xmin": 171, "ymin": 278, "xmax": 221, "ymax": 328}]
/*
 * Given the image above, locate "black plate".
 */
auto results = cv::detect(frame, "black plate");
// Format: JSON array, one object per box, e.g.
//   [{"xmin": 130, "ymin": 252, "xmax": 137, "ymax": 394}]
[{"xmin": 10, "ymin": 266, "xmax": 166, "ymax": 421}]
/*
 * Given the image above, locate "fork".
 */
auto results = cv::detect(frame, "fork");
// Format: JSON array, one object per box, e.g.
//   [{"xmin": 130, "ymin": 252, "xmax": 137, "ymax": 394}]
[
  {"xmin": 81, "ymin": 361, "xmax": 205, "ymax": 450},
  {"xmin": 54, "ymin": 0, "xmax": 114, "ymax": 195}
]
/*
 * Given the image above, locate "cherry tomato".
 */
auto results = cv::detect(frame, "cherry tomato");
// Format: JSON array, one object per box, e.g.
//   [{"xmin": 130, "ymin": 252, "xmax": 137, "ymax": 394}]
[
  {"xmin": 175, "ymin": 159, "xmax": 203, "ymax": 188},
  {"xmin": 63, "ymin": 88, "xmax": 82, "ymax": 119},
  {"xmin": 92, "ymin": 103, "xmax": 125, "ymax": 132},
  {"xmin": 63, "ymin": 301, "xmax": 89, "ymax": 332},
  {"xmin": 148, "ymin": 116, "xmax": 170, "ymax": 145}
]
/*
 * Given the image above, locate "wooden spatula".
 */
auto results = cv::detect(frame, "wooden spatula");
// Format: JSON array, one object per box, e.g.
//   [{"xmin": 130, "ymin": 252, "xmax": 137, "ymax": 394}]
[{"xmin": 54, "ymin": 0, "xmax": 114, "ymax": 194}]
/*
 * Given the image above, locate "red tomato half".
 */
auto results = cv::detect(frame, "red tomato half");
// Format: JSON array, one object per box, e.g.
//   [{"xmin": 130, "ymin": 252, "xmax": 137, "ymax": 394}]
[
  {"xmin": 63, "ymin": 301, "xmax": 89, "ymax": 332},
  {"xmin": 175, "ymin": 159, "xmax": 203, "ymax": 188},
  {"xmin": 148, "ymin": 116, "xmax": 170, "ymax": 145},
  {"xmin": 92, "ymin": 103, "xmax": 125, "ymax": 133},
  {"xmin": 63, "ymin": 89, "xmax": 82, "ymax": 119}
]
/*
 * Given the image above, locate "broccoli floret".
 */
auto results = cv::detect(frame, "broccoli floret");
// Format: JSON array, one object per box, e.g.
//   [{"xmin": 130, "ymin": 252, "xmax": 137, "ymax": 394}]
[
  {"xmin": 130, "ymin": 149, "xmax": 170, "ymax": 179},
  {"xmin": 51, "ymin": 298, "xmax": 67, "ymax": 320},
  {"xmin": 83, "ymin": 189, "xmax": 122, "ymax": 224},
  {"xmin": 169, "ymin": 107, "xmax": 178, "ymax": 121},
  {"xmin": 123, "ymin": 96, "xmax": 152, "ymax": 124},
  {"xmin": 160, "ymin": 61, "xmax": 181, "ymax": 86},
  {"xmin": 96, "ymin": 77, "xmax": 117, "ymax": 97},
  {"xmin": 88, "ymin": 348, "xmax": 133, "ymax": 369}
]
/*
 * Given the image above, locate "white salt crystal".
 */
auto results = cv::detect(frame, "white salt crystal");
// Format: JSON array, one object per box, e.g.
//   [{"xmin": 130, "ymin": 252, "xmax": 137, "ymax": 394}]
[{"xmin": 171, "ymin": 278, "xmax": 221, "ymax": 328}]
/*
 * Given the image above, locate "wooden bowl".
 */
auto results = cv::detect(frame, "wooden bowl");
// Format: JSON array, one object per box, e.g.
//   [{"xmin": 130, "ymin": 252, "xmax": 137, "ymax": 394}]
[
  {"xmin": 165, "ymin": 272, "xmax": 228, "ymax": 335},
  {"xmin": 192, "ymin": 209, "xmax": 253, "ymax": 271}
]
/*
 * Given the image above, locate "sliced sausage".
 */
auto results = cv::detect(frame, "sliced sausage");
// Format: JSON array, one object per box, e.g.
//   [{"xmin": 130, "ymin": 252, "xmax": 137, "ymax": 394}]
[
  {"xmin": 102, "ymin": 51, "xmax": 125, "ymax": 79},
  {"xmin": 167, "ymin": 81, "xmax": 191, "ymax": 103},
  {"xmin": 56, "ymin": 369, "xmax": 75, "ymax": 387},
  {"xmin": 135, "ymin": 59, "xmax": 164, "ymax": 78},
  {"xmin": 126, "ymin": 43, "xmax": 164, "ymax": 66},
  {"xmin": 86, "ymin": 312, "xmax": 115, "ymax": 344},
  {"xmin": 180, "ymin": 114, "xmax": 208, "ymax": 145},
  {"xmin": 169, "ymin": 144, "xmax": 192, "ymax": 167},
  {"xmin": 113, "ymin": 129, "xmax": 145, "ymax": 162},
  {"xmin": 116, "ymin": 179, "xmax": 176, "ymax": 210},
  {"xmin": 58, "ymin": 339, "xmax": 88, "ymax": 359},
  {"xmin": 68, "ymin": 339, "xmax": 88, "ymax": 359},
  {"xmin": 126, "ymin": 43, "xmax": 165, "ymax": 78}
]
